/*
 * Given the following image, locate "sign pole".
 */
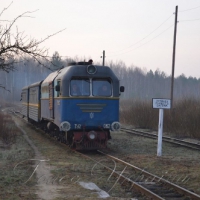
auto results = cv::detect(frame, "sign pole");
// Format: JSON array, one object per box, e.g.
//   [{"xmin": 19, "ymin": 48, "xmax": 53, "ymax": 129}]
[
  {"xmin": 152, "ymin": 98, "xmax": 171, "ymax": 157},
  {"xmin": 157, "ymin": 109, "xmax": 164, "ymax": 156}
]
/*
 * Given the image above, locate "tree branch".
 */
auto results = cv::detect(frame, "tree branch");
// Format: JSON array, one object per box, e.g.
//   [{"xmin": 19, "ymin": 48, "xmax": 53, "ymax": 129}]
[
  {"xmin": 0, "ymin": 5, "xmax": 66, "ymax": 72},
  {"xmin": 0, "ymin": 84, "xmax": 10, "ymax": 92},
  {"xmin": 0, "ymin": 1, "xmax": 13, "ymax": 18}
]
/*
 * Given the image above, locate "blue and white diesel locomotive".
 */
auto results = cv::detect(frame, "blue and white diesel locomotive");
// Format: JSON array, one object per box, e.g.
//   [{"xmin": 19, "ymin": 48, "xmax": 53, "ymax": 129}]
[{"xmin": 21, "ymin": 61, "xmax": 124, "ymax": 150}]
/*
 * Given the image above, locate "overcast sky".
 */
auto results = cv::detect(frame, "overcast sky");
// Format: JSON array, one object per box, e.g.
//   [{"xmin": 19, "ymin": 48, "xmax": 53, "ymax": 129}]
[{"xmin": 1, "ymin": 0, "xmax": 200, "ymax": 78}]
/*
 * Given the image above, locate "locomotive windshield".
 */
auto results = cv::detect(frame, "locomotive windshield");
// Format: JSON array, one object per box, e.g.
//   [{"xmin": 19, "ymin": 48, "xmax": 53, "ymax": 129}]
[
  {"xmin": 70, "ymin": 79, "xmax": 90, "ymax": 96},
  {"xmin": 70, "ymin": 78, "xmax": 112, "ymax": 97},
  {"xmin": 92, "ymin": 79, "xmax": 111, "ymax": 97}
]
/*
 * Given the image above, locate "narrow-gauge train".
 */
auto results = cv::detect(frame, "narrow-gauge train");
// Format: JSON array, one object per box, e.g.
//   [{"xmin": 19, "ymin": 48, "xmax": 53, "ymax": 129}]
[{"xmin": 21, "ymin": 61, "xmax": 124, "ymax": 150}]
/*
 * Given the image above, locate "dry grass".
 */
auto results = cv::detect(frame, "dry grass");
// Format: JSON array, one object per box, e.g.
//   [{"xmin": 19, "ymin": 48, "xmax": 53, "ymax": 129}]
[
  {"xmin": 0, "ymin": 116, "xmax": 36, "ymax": 199},
  {"xmin": 0, "ymin": 112, "xmax": 17, "ymax": 146},
  {"xmin": 108, "ymin": 131, "xmax": 200, "ymax": 195},
  {"xmin": 120, "ymin": 98, "xmax": 200, "ymax": 139},
  {"xmin": 120, "ymin": 99, "xmax": 158, "ymax": 129}
]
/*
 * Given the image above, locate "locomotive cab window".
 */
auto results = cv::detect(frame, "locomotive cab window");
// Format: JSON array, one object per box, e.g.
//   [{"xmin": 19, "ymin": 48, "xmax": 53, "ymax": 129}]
[
  {"xmin": 92, "ymin": 79, "xmax": 112, "ymax": 97},
  {"xmin": 70, "ymin": 78, "xmax": 90, "ymax": 96},
  {"xmin": 55, "ymin": 80, "xmax": 61, "ymax": 97}
]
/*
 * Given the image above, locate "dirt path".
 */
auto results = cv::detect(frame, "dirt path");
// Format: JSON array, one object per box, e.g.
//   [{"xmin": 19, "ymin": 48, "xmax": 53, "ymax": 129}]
[{"xmin": 14, "ymin": 118, "xmax": 63, "ymax": 200}]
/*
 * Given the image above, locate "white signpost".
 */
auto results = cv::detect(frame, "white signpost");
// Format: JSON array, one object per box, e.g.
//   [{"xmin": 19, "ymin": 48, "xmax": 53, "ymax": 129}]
[{"xmin": 152, "ymin": 98, "xmax": 171, "ymax": 156}]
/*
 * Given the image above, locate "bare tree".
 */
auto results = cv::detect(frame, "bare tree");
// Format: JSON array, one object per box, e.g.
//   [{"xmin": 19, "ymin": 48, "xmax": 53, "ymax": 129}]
[{"xmin": 0, "ymin": 2, "xmax": 65, "ymax": 75}]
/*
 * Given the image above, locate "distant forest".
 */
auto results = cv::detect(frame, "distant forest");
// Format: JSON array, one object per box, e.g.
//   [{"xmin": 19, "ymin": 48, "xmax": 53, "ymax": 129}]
[{"xmin": 0, "ymin": 52, "xmax": 200, "ymax": 103}]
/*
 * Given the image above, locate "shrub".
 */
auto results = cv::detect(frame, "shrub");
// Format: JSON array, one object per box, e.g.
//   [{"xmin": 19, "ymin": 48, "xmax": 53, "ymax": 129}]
[
  {"xmin": 120, "ymin": 99, "xmax": 158, "ymax": 129},
  {"xmin": 120, "ymin": 98, "xmax": 200, "ymax": 139},
  {"xmin": 164, "ymin": 99, "xmax": 200, "ymax": 138}
]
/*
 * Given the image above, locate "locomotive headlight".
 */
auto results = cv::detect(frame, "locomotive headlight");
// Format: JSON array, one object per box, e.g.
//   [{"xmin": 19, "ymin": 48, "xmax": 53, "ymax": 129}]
[
  {"xmin": 87, "ymin": 65, "xmax": 97, "ymax": 74},
  {"xmin": 60, "ymin": 121, "xmax": 71, "ymax": 131},
  {"xmin": 111, "ymin": 122, "xmax": 121, "ymax": 131},
  {"xmin": 87, "ymin": 131, "xmax": 97, "ymax": 140}
]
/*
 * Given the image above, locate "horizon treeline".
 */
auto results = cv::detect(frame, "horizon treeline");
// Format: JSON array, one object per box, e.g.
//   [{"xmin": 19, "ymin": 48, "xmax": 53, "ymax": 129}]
[
  {"xmin": 0, "ymin": 53, "xmax": 200, "ymax": 103},
  {"xmin": 109, "ymin": 60, "xmax": 200, "ymax": 100}
]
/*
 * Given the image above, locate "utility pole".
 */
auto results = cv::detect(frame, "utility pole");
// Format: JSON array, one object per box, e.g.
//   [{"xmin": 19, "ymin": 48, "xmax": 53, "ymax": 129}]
[
  {"xmin": 102, "ymin": 50, "xmax": 105, "ymax": 66},
  {"xmin": 170, "ymin": 5, "xmax": 178, "ymax": 109}
]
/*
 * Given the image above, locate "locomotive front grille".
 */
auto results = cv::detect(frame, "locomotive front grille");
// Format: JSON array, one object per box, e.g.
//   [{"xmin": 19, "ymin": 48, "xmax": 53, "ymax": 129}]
[{"xmin": 77, "ymin": 104, "xmax": 106, "ymax": 112}]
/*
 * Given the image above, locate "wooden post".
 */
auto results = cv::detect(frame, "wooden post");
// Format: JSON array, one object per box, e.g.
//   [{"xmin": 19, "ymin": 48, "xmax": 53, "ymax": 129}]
[
  {"xmin": 170, "ymin": 5, "xmax": 178, "ymax": 108},
  {"xmin": 102, "ymin": 50, "xmax": 105, "ymax": 66}
]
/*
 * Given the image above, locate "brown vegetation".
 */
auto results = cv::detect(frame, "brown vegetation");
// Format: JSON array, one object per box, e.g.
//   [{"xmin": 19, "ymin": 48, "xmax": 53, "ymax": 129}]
[
  {"xmin": 0, "ymin": 111, "xmax": 16, "ymax": 146},
  {"xmin": 120, "ymin": 98, "xmax": 200, "ymax": 139},
  {"xmin": 0, "ymin": 119, "xmax": 36, "ymax": 199}
]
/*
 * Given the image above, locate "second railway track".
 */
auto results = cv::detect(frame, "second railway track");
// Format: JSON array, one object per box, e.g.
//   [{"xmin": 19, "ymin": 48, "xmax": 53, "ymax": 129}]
[
  {"xmin": 121, "ymin": 127, "xmax": 200, "ymax": 151},
  {"xmin": 95, "ymin": 150, "xmax": 200, "ymax": 200}
]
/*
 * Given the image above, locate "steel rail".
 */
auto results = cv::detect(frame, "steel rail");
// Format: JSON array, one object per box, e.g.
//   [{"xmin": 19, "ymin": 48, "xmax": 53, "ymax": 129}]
[
  {"xmin": 98, "ymin": 150, "xmax": 200, "ymax": 200},
  {"xmin": 77, "ymin": 151, "xmax": 165, "ymax": 200},
  {"xmin": 121, "ymin": 128, "xmax": 200, "ymax": 151}
]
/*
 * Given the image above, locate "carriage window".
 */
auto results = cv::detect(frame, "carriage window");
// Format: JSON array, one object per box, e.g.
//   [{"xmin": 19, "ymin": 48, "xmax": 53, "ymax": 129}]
[
  {"xmin": 29, "ymin": 88, "xmax": 38, "ymax": 103},
  {"xmin": 92, "ymin": 79, "xmax": 112, "ymax": 97},
  {"xmin": 70, "ymin": 78, "xmax": 90, "ymax": 96},
  {"xmin": 21, "ymin": 91, "xmax": 27, "ymax": 102}
]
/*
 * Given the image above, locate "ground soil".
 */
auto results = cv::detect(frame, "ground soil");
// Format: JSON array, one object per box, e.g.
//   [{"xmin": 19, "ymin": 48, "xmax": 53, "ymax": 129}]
[{"xmin": 1, "ymin": 113, "xmax": 200, "ymax": 200}]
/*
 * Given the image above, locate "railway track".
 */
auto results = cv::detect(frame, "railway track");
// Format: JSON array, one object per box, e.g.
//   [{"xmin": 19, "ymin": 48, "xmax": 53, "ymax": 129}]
[
  {"xmin": 7, "ymin": 108, "xmax": 200, "ymax": 199},
  {"xmin": 121, "ymin": 127, "xmax": 200, "ymax": 151},
  {"xmin": 83, "ymin": 150, "xmax": 200, "ymax": 200}
]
